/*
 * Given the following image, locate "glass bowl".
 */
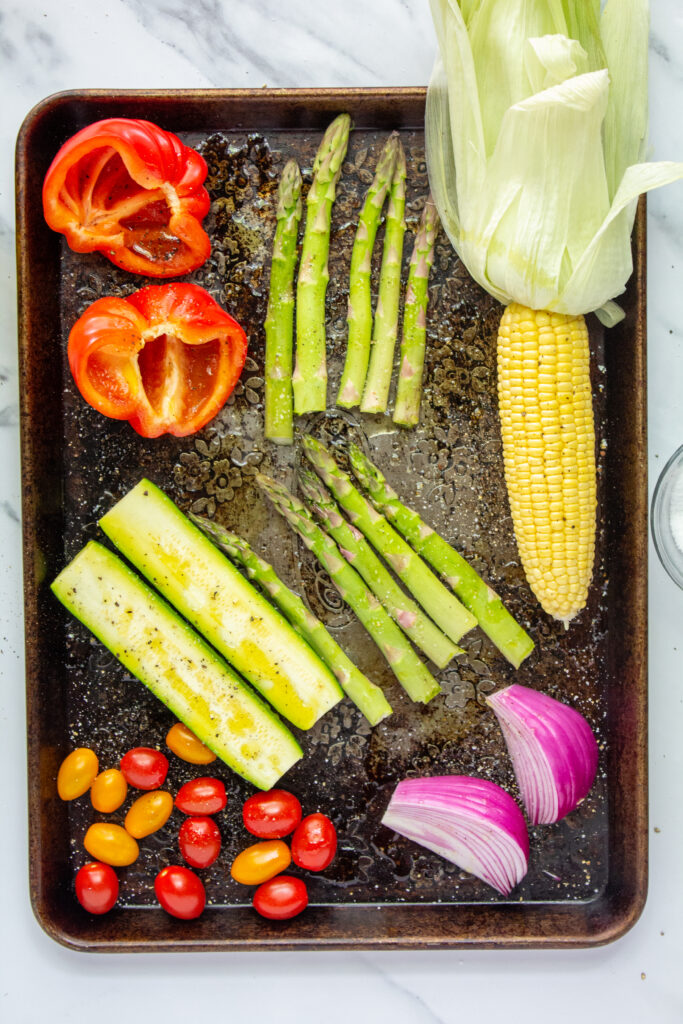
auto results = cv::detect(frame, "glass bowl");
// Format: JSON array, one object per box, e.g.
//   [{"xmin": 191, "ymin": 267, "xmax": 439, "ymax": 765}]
[{"xmin": 651, "ymin": 443, "xmax": 683, "ymax": 589}]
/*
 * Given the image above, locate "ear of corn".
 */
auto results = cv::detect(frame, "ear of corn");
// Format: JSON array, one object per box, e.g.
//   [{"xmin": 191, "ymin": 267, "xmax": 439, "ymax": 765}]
[{"xmin": 496, "ymin": 303, "xmax": 597, "ymax": 626}]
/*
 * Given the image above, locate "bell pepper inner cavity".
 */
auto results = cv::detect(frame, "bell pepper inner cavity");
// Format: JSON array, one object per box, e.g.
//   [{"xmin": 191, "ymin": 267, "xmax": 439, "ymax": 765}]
[{"xmin": 67, "ymin": 283, "xmax": 248, "ymax": 438}]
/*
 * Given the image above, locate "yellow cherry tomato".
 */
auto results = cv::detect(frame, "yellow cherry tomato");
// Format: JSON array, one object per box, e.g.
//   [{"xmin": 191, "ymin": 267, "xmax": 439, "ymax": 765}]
[
  {"xmin": 230, "ymin": 840, "xmax": 291, "ymax": 886},
  {"xmin": 166, "ymin": 723, "xmax": 216, "ymax": 765},
  {"xmin": 57, "ymin": 747, "xmax": 99, "ymax": 801},
  {"xmin": 124, "ymin": 790, "xmax": 174, "ymax": 839},
  {"xmin": 91, "ymin": 768, "xmax": 128, "ymax": 813},
  {"xmin": 84, "ymin": 823, "xmax": 139, "ymax": 866}
]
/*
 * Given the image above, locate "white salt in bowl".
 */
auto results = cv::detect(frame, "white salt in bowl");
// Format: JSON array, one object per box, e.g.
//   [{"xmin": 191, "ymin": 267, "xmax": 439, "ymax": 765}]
[{"xmin": 651, "ymin": 443, "xmax": 683, "ymax": 589}]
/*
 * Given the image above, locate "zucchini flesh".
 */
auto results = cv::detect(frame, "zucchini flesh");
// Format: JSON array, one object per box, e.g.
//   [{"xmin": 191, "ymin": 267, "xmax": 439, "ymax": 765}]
[
  {"xmin": 100, "ymin": 480, "xmax": 342, "ymax": 730},
  {"xmin": 51, "ymin": 541, "xmax": 302, "ymax": 790}
]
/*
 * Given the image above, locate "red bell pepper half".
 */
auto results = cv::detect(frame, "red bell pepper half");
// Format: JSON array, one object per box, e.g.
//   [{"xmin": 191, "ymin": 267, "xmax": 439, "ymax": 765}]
[
  {"xmin": 43, "ymin": 118, "xmax": 211, "ymax": 277},
  {"xmin": 68, "ymin": 283, "xmax": 248, "ymax": 438}
]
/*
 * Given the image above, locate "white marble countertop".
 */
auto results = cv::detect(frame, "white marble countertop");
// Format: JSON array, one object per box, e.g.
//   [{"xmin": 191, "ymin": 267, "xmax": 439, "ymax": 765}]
[{"xmin": 2, "ymin": 1, "xmax": 683, "ymax": 1020}]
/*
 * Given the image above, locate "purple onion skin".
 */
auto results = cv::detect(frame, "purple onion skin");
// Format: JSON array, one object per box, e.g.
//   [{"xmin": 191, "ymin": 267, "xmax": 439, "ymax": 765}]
[
  {"xmin": 389, "ymin": 776, "xmax": 530, "ymax": 858},
  {"xmin": 487, "ymin": 684, "xmax": 599, "ymax": 825},
  {"xmin": 382, "ymin": 776, "xmax": 529, "ymax": 894}
]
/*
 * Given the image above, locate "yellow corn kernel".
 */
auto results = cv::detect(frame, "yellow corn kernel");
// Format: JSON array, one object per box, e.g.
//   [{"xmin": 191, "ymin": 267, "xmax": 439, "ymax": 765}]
[{"xmin": 496, "ymin": 303, "xmax": 596, "ymax": 625}]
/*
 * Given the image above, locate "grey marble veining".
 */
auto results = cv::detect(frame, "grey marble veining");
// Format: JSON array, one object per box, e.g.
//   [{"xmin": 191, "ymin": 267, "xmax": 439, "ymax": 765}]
[{"xmin": 1, "ymin": 1, "xmax": 683, "ymax": 1021}]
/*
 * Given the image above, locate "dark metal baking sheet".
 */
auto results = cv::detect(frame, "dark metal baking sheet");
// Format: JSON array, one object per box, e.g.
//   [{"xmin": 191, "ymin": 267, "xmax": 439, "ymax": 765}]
[{"xmin": 16, "ymin": 88, "xmax": 647, "ymax": 951}]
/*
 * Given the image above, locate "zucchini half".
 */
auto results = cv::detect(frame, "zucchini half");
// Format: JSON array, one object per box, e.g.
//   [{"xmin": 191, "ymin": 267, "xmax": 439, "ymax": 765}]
[
  {"xmin": 52, "ymin": 541, "xmax": 302, "ymax": 790},
  {"xmin": 100, "ymin": 480, "xmax": 342, "ymax": 730}
]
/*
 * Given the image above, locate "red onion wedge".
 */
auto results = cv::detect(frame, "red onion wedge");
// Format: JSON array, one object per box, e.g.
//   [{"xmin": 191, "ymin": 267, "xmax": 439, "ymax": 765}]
[
  {"xmin": 487, "ymin": 684, "xmax": 599, "ymax": 826},
  {"xmin": 381, "ymin": 776, "xmax": 529, "ymax": 896}
]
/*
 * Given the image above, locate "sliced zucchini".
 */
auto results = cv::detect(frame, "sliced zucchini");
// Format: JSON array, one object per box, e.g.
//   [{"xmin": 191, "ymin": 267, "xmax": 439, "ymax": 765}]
[
  {"xmin": 51, "ymin": 541, "xmax": 302, "ymax": 790},
  {"xmin": 99, "ymin": 480, "xmax": 342, "ymax": 730}
]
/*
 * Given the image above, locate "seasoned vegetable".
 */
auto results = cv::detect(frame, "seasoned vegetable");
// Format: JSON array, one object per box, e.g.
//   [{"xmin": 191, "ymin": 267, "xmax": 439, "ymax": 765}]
[
  {"xmin": 291, "ymin": 813, "xmax": 337, "ymax": 872},
  {"xmin": 360, "ymin": 138, "xmax": 407, "ymax": 413},
  {"xmin": 175, "ymin": 777, "xmax": 227, "ymax": 816},
  {"xmin": 42, "ymin": 117, "xmax": 211, "ymax": 277},
  {"xmin": 231, "ymin": 840, "xmax": 291, "ymax": 885},
  {"xmin": 166, "ymin": 722, "xmax": 217, "ymax": 765},
  {"xmin": 252, "ymin": 876, "xmax": 308, "ymax": 920},
  {"xmin": 155, "ymin": 866, "xmax": 206, "ymax": 920},
  {"xmin": 57, "ymin": 748, "xmax": 98, "ymax": 801},
  {"xmin": 178, "ymin": 817, "xmax": 222, "ymax": 869},
  {"xmin": 293, "ymin": 114, "xmax": 351, "ymax": 414},
  {"xmin": 84, "ymin": 823, "xmax": 139, "ymax": 867},
  {"xmin": 242, "ymin": 790, "xmax": 302, "ymax": 840},
  {"xmin": 91, "ymin": 769, "xmax": 128, "ymax": 814},
  {"xmin": 393, "ymin": 196, "xmax": 439, "ymax": 427},
  {"xmin": 299, "ymin": 466, "xmax": 458, "ymax": 669},
  {"xmin": 264, "ymin": 158, "xmax": 303, "ymax": 444},
  {"xmin": 382, "ymin": 776, "xmax": 529, "ymax": 896},
  {"xmin": 51, "ymin": 541, "xmax": 302, "ymax": 790},
  {"xmin": 120, "ymin": 747, "xmax": 169, "ymax": 791},
  {"xmin": 497, "ymin": 305, "xmax": 596, "ymax": 623},
  {"xmin": 257, "ymin": 472, "xmax": 441, "ymax": 704},
  {"xmin": 487, "ymin": 684, "xmax": 599, "ymax": 825},
  {"xmin": 68, "ymin": 283, "xmax": 247, "ymax": 439},
  {"xmin": 302, "ymin": 436, "xmax": 477, "ymax": 645},
  {"xmin": 100, "ymin": 480, "xmax": 342, "ymax": 731},
  {"xmin": 426, "ymin": 0, "xmax": 683, "ymax": 622},
  {"xmin": 347, "ymin": 444, "xmax": 534, "ymax": 667},
  {"xmin": 124, "ymin": 791, "xmax": 174, "ymax": 839},
  {"xmin": 337, "ymin": 133, "xmax": 398, "ymax": 408},
  {"xmin": 191, "ymin": 515, "xmax": 391, "ymax": 726},
  {"xmin": 75, "ymin": 862, "xmax": 119, "ymax": 915}
]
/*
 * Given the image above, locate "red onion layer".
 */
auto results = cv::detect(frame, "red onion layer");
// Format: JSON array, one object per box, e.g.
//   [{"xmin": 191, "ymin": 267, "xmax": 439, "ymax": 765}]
[
  {"xmin": 487, "ymin": 684, "xmax": 599, "ymax": 825},
  {"xmin": 381, "ymin": 776, "xmax": 529, "ymax": 896}
]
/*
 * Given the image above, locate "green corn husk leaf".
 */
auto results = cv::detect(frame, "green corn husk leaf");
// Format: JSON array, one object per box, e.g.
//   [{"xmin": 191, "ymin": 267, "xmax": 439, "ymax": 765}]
[{"xmin": 427, "ymin": 0, "xmax": 683, "ymax": 324}]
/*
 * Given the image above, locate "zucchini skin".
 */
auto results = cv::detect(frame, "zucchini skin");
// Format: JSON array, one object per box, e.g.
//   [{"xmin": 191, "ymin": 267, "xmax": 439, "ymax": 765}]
[
  {"xmin": 99, "ymin": 480, "xmax": 342, "ymax": 730},
  {"xmin": 51, "ymin": 541, "xmax": 302, "ymax": 790}
]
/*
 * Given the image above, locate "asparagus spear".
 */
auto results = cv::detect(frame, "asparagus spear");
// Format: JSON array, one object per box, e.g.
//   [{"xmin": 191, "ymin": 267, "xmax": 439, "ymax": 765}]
[
  {"xmin": 256, "ymin": 473, "xmax": 441, "ymax": 705},
  {"xmin": 393, "ymin": 196, "xmax": 439, "ymax": 427},
  {"xmin": 302, "ymin": 435, "xmax": 477, "ymax": 646},
  {"xmin": 190, "ymin": 515, "xmax": 392, "ymax": 726},
  {"xmin": 337, "ymin": 134, "xmax": 399, "ymax": 409},
  {"xmin": 293, "ymin": 113, "xmax": 351, "ymax": 415},
  {"xmin": 360, "ymin": 139, "xmax": 408, "ymax": 413},
  {"xmin": 298, "ymin": 466, "xmax": 459, "ymax": 669},
  {"xmin": 264, "ymin": 159, "xmax": 303, "ymax": 444},
  {"xmin": 347, "ymin": 445, "xmax": 535, "ymax": 669}
]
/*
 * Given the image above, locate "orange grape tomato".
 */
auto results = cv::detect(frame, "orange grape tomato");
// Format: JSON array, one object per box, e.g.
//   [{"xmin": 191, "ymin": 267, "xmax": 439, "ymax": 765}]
[
  {"xmin": 125, "ymin": 790, "xmax": 174, "ymax": 839},
  {"xmin": 166, "ymin": 723, "xmax": 216, "ymax": 765},
  {"xmin": 91, "ymin": 768, "xmax": 128, "ymax": 813},
  {"xmin": 84, "ymin": 823, "xmax": 139, "ymax": 866},
  {"xmin": 57, "ymin": 747, "xmax": 99, "ymax": 801},
  {"xmin": 230, "ymin": 840, "xmax": 291, "ymax": 886}
]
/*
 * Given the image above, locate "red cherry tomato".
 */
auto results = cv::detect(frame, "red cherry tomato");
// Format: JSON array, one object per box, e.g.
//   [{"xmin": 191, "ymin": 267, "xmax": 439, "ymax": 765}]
[
  {"xmin": 291, "ymin": 813, "xmax": 337, "ymax": 872},
  {"xmin": 242, "ymin": 789, "xmax": 302, "ymax": 839},
  {"xmin": 178, "ymin": 816, "xmax": 222, "ymax": 869},
  {"xmin": 75, "ymin": 861, "xmax": 119, "ymax": 915},
  {"xmin": 154, "ymin": 866, "xmax": 206, "ymax": 920},
  {"xmin": 252, "ymin": 875, "xmax": 308, "ymax": 921},
  {"xmin": 120, "ymin": 747, "xmax": 168, "ymax": 790},
  {"xmin": 175, "ymin": 777, "xmax": 226, "ymax": 815}
]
